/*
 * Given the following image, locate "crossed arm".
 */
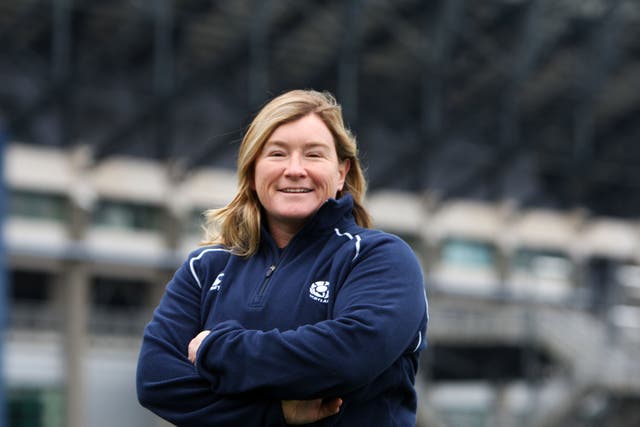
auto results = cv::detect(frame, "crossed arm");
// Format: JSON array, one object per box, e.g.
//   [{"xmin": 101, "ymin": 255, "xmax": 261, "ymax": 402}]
[
  {"xmin": 137, "ymin": 259, "xmax": 346, "ymax": 426},
  {"xmin": 187, "ymin": 330, "xmax": 342, "ymax": 424}
]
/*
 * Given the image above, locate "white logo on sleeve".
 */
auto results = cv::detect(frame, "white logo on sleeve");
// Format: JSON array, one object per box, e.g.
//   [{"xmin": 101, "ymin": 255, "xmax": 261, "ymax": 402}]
[
  {"xmin": 309, "ymin": 281, "xmax": 330, "ymax": 303},
  {"xmin": 209, "ymin": 273, "xmax": 224, "ymax": 291}
]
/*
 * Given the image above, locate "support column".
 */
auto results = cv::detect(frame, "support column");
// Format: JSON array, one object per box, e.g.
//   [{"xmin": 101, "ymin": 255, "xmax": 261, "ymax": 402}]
[
  {"xmin": 249, "ymin": 0, "xmax": 271, "ymax": 109},
  {"xmin": 62, "ymin": 262, "xmax": 89, "ymax": 427},
  {"xmin": 416, "ymin": 0, "xmax": 464, "ymax": 192},
  {"xmin": 338, "ymin": 0, "xmax": 361, "ymax": 127},
  {"xmin": 64, "ymin": 149, "xmax": 92, "ymax": 427},
  {"xmin": 493, "ymin": 381, "xmax": 510, "ymax": 427},
  {"xmin": 153, "ymin": 0, "xmax": 175, "ymax": 160},
  {"xmin": 52, "ymin": 0, "xmax": 73, "ymax": 147},
  {"xmin": 570, "ymin": 0, "xmax": 623, "ymax": 206},
  {"xmin": 0, "ymin": 117, "xmax": 8, "ymax": 427}
]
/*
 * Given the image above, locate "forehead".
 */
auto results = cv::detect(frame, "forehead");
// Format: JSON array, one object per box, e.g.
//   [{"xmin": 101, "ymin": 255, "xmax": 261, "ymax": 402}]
[{"xmin": 266, "ymin": 114, "xmax": 334, "ymax": 145}]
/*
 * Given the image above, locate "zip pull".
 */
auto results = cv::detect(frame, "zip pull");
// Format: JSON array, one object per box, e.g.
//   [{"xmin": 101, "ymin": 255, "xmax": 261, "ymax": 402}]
[{"xmin": 266, "ymin": 265, "xmax": 276, "ymax": 277}]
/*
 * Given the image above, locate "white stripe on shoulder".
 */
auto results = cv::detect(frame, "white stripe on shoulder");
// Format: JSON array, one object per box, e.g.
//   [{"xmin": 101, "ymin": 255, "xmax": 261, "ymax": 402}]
[
  {"xmin": 189, "ymin": 248, "xmax": 232, "ymax": 288},
  {"xmin": 334, "ymin": 228, "xmax": 362, "ymax": 261},
  {"xmin": 413, "ymin": 331, "xmax": 423, "ymax": 353},
  {"xmin": 354, "ymin": 235, "xmax": 361, "ymax": 261}
]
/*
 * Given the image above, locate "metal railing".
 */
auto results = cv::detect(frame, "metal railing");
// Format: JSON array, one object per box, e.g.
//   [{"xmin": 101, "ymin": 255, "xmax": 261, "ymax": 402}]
[{"xmin": 428, "ymin": 294, "xmax": 640, "ymax": 393}]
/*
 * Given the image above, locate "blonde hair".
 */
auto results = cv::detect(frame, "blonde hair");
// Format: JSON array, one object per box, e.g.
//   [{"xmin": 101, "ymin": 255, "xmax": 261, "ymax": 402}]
[{"xmin": 203, "ymin": 89, "xmax": 372, "ymax": 257}]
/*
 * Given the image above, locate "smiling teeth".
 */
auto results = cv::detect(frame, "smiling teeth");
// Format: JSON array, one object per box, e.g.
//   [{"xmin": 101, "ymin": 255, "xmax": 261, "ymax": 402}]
[{"xmin": 282, "ymin": 188, "xmax": 311, "ymax": 193}]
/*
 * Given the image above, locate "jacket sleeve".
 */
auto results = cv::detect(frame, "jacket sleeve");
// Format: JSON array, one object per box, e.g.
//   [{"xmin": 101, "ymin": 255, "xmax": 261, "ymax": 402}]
[
  {"xmin": 136, "ymin": 253, "xmax": 286, "ymax": 427},
  {"xmin": 195, "ymin": 235, "xmax": 428, "ymax": 400}
]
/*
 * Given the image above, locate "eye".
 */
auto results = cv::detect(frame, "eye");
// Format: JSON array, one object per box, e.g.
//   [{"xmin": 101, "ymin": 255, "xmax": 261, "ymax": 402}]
[
  {"xmin": 267, "ymin": 150, "xmax": 285, "ymax": 157},
  {"xmin": 306, "ymin": 151, "xmax": 323, "ymax": 158}
]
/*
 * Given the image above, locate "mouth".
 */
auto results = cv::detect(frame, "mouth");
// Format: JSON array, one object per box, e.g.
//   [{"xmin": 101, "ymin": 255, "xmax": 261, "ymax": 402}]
[{"xmin": 279, "ymin": 188, "xmax": 313, "ymax": 193}]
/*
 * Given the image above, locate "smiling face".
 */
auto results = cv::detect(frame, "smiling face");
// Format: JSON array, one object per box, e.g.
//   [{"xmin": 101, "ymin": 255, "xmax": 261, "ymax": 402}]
[{"xmin": 253, "ymin": 113, "xmax": 350, "ymax": 244}]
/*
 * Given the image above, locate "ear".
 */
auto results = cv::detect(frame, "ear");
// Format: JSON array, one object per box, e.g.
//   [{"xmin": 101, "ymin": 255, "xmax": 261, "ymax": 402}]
[{"xmin": 337, "ymin": 159, "xmax": 351, "ymax": 191}]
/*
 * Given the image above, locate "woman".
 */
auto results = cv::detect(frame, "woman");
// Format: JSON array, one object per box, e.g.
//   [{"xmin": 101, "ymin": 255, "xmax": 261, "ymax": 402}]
[{"xmin": 137, "ymin": 89, "xmax": 428, "ymax": 426}]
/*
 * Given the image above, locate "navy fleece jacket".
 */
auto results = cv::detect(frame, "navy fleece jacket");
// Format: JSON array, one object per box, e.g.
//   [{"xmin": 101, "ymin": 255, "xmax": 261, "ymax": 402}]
[{"xmin": 137, "ymin": 194, "xmax": 428, "ymax": 426}]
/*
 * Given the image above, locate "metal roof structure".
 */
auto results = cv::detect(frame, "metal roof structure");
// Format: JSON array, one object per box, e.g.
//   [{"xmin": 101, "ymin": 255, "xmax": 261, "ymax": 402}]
[{"xmin": 2, "ymin": 0, "xmax": 640, "ymax": 217}]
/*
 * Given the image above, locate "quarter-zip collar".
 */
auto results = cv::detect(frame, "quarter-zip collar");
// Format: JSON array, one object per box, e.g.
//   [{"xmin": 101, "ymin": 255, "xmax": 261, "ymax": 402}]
[
  {"xmin": 259, "ymin": 193, "xmax": 355, "ymax": 257},
  {"xmin": 251, "ymin": 195, "xmax": 354, "ymax": 308}
]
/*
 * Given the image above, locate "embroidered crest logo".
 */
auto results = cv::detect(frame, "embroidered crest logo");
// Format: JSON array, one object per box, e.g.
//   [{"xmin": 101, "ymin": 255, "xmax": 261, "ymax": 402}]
[
  {"xmin": 209, "ymin": 273, "xmax": 224, "ymax": 291},
  {"xmin": 309, "ymin": 281, "xmax": 330, "ymax": 303}
]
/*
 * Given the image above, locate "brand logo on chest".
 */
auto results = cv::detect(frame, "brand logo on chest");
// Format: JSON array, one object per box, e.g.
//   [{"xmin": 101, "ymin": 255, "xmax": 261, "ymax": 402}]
[
  {"xmin": 309, "ymin": 281, "xmax": 330, "ymax": 303},
  {"xmin": 209, "ymin": 273, "xmax": 224, "ymax": 291}
]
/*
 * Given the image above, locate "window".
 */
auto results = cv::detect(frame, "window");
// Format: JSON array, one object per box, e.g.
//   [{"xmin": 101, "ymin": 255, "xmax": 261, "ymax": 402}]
[
  {"xmin": 91, "ymin": 276, "xmax": 149, "ymax": 310},
  {"xmin": 92, "ymin": 199, "xmax": 162, "ymax": 231},
  {"xmin": 441, "ymin": 237, "xmax": 496, "ymax": 270},
  {"xmin": 609, "ymin": 305, "xmax": 640, "ymax": 330},
  {"xmin": 616, "ymin": 264, "xmax": 640, "ymax": 302},
  {"xmin": 441, "ymin": 409, "xmax": 488, "ymax": 427},
  {"xmin": 513, "ymin": 248, "xmax": 573, "ymax": 282},
  {"xmin": 9, "ymin": 190, "xmax": 67, "ymax": 222},
  {"xmin": 10, "ymin": 270, "xmax": 52, "ymax": 303},
  {"xmin": 510, "ymin": 247, "xmax": 575, "ymax": 299},
  {"xmin": 8, "ymin": 388, "xmax": 64, "ymax": 427},
  {"xmin": 90, "ymin": 276, "xmax": 152, "ymax": 335},
  {"xmin": 9, "ymin": 270, "xmax": 59, "ymax": 331}
]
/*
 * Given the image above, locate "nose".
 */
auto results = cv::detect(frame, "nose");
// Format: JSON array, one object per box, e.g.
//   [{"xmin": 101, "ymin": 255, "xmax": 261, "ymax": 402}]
[{"xmin": 284, "ymin": 153, "xmax": 307, "ymax": 178}]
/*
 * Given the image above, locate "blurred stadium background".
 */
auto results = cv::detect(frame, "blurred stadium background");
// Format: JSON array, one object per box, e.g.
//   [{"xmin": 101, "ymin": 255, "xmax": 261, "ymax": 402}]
[{"xmin": 1, "ymin": 0, "xmax": 640, "ymax": 426}]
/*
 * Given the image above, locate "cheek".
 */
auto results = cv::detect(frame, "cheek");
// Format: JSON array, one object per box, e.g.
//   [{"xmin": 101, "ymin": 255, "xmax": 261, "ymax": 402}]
[
  {"xmin": 253, "ymin": 163, "xmax": 279, "ymax": 198},
  {"xmin": 253, "ymin": 161, "xmax": 269, "ymax": 187},
  {"xmin": 254, "ymin": 175, "xmax": 268, "ymax": 196}
]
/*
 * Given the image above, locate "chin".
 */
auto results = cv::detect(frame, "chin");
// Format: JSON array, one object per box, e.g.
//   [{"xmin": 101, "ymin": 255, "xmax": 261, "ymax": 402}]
[
  {"xmin": 282, "ymin": 211, "xmax": 315, "ymax": 222},
  {"xmin": 275, "ymin": 206, "xmax": 315, "ymax": 221}
]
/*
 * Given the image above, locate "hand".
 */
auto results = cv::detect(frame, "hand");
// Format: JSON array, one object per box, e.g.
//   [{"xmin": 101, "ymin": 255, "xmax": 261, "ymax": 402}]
[
  {"xmin": 281, "ymin": 397, "xmax": 343, "ymax": 425},
  {"xmin": 188, "ymin": 330, "xmax": 211, "ymax": 364}
]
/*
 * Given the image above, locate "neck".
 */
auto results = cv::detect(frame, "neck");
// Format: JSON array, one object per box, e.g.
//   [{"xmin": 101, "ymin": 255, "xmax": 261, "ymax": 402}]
[
  {"xmin": 268, "ymin": 220, "xmax": 306, "ymax": 248},
  {"xmin": 270, "ymin": 229, "xmax": 294, "ymax": 248}
]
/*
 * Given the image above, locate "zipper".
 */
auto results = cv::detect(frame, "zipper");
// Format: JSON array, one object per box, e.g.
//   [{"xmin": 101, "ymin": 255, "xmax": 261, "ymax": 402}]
[
  {"xmin": 251, "ymin": 264, "xmax": 276, "ymax": 306},
  {"xmin": 258, "ymin": 264, "xmax": 276, "ymax": 296},
  {"xmin": 251, "ymin": 234, "xmax": 294, "ymax": 306}
]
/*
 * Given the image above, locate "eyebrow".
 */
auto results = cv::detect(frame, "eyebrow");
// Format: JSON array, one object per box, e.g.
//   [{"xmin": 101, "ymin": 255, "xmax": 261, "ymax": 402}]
[{"xmin": 264, "ymin": 140, "xmax": 332, "ymax": 150}]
